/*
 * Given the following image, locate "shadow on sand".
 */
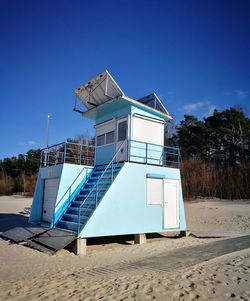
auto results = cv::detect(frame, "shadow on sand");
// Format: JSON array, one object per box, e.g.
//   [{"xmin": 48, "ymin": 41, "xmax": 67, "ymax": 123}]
[
  {"xmin": 85, "ymin": 232, "xmax": 168, "ymax": 246},
  {"xmin": 0, "ymin": 213, "xmax": 30, "ymax": 232}
]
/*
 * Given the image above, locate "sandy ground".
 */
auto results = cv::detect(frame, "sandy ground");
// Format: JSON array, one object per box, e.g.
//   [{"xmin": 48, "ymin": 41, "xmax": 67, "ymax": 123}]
[{"xmin": 0, "ymin": 195, "xmax": 249, "ymax": 300}]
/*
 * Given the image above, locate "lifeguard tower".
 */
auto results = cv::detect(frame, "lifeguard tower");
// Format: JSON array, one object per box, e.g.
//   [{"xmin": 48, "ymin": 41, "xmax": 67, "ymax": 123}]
[{"xmin": 29, "ymin": 71, "xmax": 186, "ymax": 254}]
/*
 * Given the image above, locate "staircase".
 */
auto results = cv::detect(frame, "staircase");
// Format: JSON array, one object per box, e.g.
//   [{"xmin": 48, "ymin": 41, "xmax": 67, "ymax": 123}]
[{"xmin": 56, "ymin": 162, "xmax": 124, "ymax": 234}]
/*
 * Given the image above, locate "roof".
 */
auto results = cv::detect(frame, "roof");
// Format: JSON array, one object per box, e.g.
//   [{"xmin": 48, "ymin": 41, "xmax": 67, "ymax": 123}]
[
  {"xmin": 74, "ymin": 70, "xmax": 124, "ymax": 110},
  {"xmin": 75, "ymin": 70, "xmax": 172, "ymax": 120},
  {"xmin": 83, "ymin": 95, "xmax": 172, "ymax": 120},
  {"xmin": 137, "ymin": 93, "xmax": 170, "ymax": 115}
]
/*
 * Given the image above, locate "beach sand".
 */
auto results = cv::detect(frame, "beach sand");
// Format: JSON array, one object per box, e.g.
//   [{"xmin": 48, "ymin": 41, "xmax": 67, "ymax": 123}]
[{"xmin": 0, "ymin": 195, "xmax": 249, "ymax": 300}]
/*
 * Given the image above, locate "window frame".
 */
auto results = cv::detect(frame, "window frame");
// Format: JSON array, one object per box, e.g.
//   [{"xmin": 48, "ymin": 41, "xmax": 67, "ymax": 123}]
[
  {"xmin": 105, "ymin": 131, "xmax": 115, "ymax": 145},
  {"xmin": 96, "ymin": 134, "xmax": 105, "ymax": 146},
  {"xmin": 118, "ymin": 120, "xmax": 127, "ymax": 142}
]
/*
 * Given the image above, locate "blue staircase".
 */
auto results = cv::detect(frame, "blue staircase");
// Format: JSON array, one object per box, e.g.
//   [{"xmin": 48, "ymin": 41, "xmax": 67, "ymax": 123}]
[{"xmin": 56, "ymin": 162, "xmax": 124, "ymax": 233}]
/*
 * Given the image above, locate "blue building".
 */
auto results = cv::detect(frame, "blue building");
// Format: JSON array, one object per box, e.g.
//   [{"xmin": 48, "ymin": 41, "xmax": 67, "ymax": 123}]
[{"xmin": 29, "ymin": 71, "xmax": 186, "ymax": 254}]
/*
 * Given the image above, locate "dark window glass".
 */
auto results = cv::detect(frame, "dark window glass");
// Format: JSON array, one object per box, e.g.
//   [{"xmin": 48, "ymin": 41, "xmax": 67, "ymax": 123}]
[
  {"xmin": 97, "ymin": 134, "xmax": 105, "ymax": 146},
  {"xmin": 106, "ymin": 131, "xmax": 114, "ymax": 144},
  {"xmin": 118, "ymin": 121, "xmax": 127, "ymax": 141}
]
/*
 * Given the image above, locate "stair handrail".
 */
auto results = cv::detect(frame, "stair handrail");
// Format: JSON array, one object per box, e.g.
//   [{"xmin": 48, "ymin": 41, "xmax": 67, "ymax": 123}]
[
  {"xmin": 77, "ymin": 140, "xmax": 127, "ymax": 234},
  {"xmin": 52, "ymin": 166, "xmax": 92, "ymax": 226}
]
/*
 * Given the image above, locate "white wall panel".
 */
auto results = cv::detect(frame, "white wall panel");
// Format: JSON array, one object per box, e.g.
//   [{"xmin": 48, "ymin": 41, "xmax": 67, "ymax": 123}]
[
  {"xmin": 133, "ymin": 115, "xmax": 164, "ymax": 145},
  {"xmin": 95, "ymin": 120, "xmax": 115, "ymax": 136},
  {"xmin": 147, "ymin": 178, "xmax": 163, "ymax": 205}
]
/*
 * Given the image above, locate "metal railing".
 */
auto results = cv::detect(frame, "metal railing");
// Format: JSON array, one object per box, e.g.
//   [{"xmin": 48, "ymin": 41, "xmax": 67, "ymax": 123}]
[
  {"xmin": 77, "ymin": 140, "xmax": 126, "ymax": 235},
  {"xmin": 40, "ymin": 139, "xmax": 180, "ymax": 168},
  {"xmin": 40, "ymin": 141, "xmax": 95, "ymax": 167},
  {"xmin": 128, "ymin": 139, "xmax": 180, "ymax": 168},
  {"xmin": 52, "ymin": 166, "xmax": 93, "ymax": 226}
]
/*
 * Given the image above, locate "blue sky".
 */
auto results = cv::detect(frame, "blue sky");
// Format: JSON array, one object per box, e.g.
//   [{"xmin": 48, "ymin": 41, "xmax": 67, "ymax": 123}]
[{"xmin": 0, "ymin": 0, "xmax": 249, "ymax": 159}]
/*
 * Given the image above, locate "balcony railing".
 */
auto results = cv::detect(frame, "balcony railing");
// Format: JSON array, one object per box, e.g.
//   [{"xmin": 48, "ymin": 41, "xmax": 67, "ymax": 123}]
[
  {"xmin": 128, "ymin": 140, "xmax": 180, "ymax": 168},
  {"xmin": 40, "ymin": 142, "xmax": 95, "ymax": 167},
  {"xmin": 40, "ymin": 140, "xmax": 180, "ymax": 168}
]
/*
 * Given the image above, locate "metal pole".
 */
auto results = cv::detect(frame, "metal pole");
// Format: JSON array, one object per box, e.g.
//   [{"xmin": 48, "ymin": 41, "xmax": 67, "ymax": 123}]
[
  {"xmin": 95, "ymin": 184, "xmax": 98, "ymax": 208},
  {"xmin": 80, "ymin": 143, "xmax": 82, "ymax": 165},
  {"xmin": 64, "ymin": 142, "xmax": 67, "ymax": 163},
  {"xmin": 46, "ymin": 113, "xmax": 51, "ymax": 148},
  {"xmin": 44, "ymin": 113, "xmax": 51, "ymax": 166},
  {"xmin": 111, "ymin": 161, "xmax": 113, "ymax": 183},
  {"xmin": 69, "ymin": 187, "xmax": 71, "ymax": 204}
]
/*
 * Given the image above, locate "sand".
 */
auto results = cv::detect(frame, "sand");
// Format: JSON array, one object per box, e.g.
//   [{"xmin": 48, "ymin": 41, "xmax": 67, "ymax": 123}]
[{"xmin": 0, "ymin": 195, "xmax": 249, "ymax": 300}]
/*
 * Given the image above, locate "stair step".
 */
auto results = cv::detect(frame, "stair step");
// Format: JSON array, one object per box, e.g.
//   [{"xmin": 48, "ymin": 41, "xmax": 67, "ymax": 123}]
[
  {"xmin": 95, "ymin": 164, "xmax": 123, "ymax": 171},
  {"xmin": 71, "ymin": 199, "xmax": 97, "ymax": 207},
  {"xmin": 80, "ymin": 192, "xmax": 107, "ymax": 198},
  {"xmin": 81, "ymin": 186, "xmax": 108, "ymax": 192},
  {"xmin": 67, "ymin": 207, "xmax": 93, "ymax": 214},
  {"xmin": 78, "ymin": 192, "xmax": 106, "ymax": 199},
  {"xmin": 91, "ymin": 170, "xmax": 120, "ymax": 176},
  {"xmin": 89, "ymin": 174, "xmax": 112, "ymax": 179},
  {"xmin": 62, "ymin": 213, "xmax": 79, "ymax": 223},
  {"xmin": 57, "ymin": 220, "xmax": 79, "ymax": 232},
  {"xmin": 63, "ymin": 208, "xmax": 93, "ymax": 219},
  {"xmin": 57, "ymin": 220, "xmax": 87, "ymax": 232},
  {"xmin": 76, "ymin": 194, "xmax": 97, "ymax": 200},
  {"xmin": 84, "ymin": 182, "xmax": 110, "ymax": 188}
]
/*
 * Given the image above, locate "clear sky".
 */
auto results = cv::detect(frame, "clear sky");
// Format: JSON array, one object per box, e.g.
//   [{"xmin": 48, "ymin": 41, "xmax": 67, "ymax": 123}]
[{"xmin": 0, "ymin": 0, "xmax": 249, "ymax": 159}]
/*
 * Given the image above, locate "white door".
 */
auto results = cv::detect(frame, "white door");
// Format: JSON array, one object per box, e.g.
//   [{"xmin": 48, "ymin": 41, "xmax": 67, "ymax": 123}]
[
  {"xmin": 115, "ymin": 117, "xmax": 128, "ymax": 162},
  {"xmin": 43, "ymin": 178, "xmax": 60, "ymax": 223},
  {"xmin": 163, "ymin": 179, "xmax": 179, "ymax": 229}
]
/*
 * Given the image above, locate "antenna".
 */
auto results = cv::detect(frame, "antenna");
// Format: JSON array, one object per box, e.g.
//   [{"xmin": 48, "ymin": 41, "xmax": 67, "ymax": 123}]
[{"xmin": 45, "ymin": 112, "xmax": 51, "ymax": 148}]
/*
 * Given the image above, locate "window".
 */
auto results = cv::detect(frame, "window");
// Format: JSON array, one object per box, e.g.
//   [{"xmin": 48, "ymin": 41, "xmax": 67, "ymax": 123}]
[
  {"xmin": 106, "ymin": 131, "xmax": 115, "ymax": 144},
  {"xmin": 97, "ymin": 134, "xmax": 105, "ymax": 146},
  {"xmin": 118, "ymin": 121, "xmax": 127, "ymax": 141}
]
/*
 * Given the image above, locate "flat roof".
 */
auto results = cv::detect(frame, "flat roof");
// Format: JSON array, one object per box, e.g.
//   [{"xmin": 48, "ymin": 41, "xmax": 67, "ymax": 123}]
[{"xmin": 82, "ymin": 95, "xmax": 173, "ymax": 120}]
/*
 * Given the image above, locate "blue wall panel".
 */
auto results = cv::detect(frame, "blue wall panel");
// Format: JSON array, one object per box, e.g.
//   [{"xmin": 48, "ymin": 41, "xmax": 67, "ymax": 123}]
[
  {"xmin": 29, "ymin": 163, "xmax": 93, "ymax": 225},
  {"xmin": 95, "ymin": 144, "xmax": 115, "ymax": 165},
  {"xmin": 80, "ymin": 162, "xmax": 186, "ymax": 238}
]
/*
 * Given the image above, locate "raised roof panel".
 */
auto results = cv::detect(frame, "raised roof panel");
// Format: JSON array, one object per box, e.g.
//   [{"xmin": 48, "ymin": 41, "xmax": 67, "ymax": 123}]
[
  {"xmin": 137, "ymin": 93, "xmax": 169, "ymax": 115},
  {"xmin": 75, "ymin": 70, "xmax": 124, "ymax": 110}
]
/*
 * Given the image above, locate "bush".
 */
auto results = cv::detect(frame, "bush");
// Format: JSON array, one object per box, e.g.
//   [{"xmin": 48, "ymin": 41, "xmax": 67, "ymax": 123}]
[
  {"xmin": 25, "ymin": 175, "xmax": 37, "ymax": 196},
  {"xmin": 0, "ymin": 175, "xmax": 14, "ymax": 195},
  {"xmin": 181, "ymin": 160, "xmax": 250, "ymax": 199}
]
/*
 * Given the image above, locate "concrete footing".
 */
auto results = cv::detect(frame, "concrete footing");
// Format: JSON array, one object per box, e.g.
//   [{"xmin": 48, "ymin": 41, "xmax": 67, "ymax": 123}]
[
  {"xmin": 134, "ymin": 233, "xmax": 147, "ymax": 244},
  {"xmin": 73, "ymin": 238, "xmax": 87, "ymax": 255},
  {"xmin": 180, "ymin": 230, "xmax": 188, "ymax": 237}
]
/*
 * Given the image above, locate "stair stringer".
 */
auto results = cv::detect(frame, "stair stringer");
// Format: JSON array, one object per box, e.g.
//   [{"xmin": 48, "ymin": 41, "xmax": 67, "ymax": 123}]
[{"xmin": 78, "ymin": 162, "xmax": 186, "ymax": 238}]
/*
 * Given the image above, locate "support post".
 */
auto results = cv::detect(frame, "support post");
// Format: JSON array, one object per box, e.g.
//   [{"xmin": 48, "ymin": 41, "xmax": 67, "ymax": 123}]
[
  {"xmin": 180, "ymin": 231, "xmax": 188, "ymax": 237},
  {"xmin": 73, "ymin": 238, "xmax": 87, "ymax": 255},
  {"xmin": 134, "ymin": 233, "xmax": 147, "ymax": 244}
]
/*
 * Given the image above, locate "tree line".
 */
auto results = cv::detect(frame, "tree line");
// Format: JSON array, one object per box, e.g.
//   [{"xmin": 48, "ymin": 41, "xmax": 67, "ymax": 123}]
[
  {"xmin": 0, "ymin": 149, "xmax": 41, "ymax": 195},
  {"xmin": 0, "ymin": 107, "xmax": 249, "ymax": 198},
  {"xmin": 168, "ymin": 107, "xmax": 250, "ymax": 199}
]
